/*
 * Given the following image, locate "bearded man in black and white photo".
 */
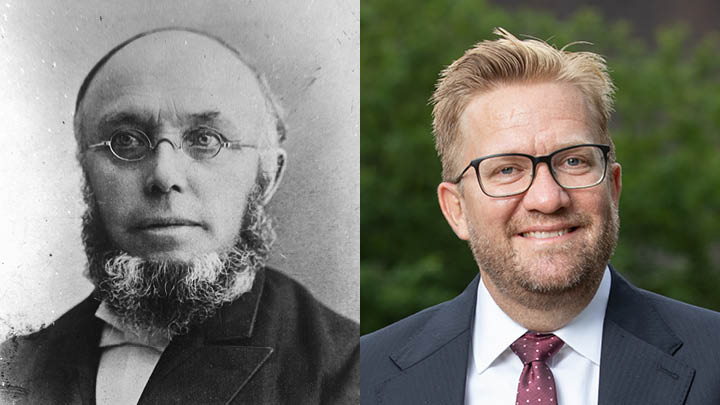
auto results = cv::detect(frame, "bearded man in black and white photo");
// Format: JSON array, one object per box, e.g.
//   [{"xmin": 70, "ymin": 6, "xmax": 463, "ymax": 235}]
[{"xmin": 0, "ymin": 28, "xmax": 358, "ymax": 404}]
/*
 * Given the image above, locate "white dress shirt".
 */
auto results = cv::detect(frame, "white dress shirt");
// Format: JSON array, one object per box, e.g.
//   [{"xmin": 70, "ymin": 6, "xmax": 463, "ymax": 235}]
[
  {"xmin": 95, "ymin": 302, "xmax": 171, "ymax": 405},
  {"xmin": 465, "ymin": 267, "xmax": 611, "ymax": 405}
]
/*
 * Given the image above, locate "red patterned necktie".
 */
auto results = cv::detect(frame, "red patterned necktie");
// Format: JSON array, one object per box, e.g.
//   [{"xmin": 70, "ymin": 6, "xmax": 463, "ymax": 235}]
[{"xmin": 510, "ymin": 332, "xmax": 564, "ymax": 405}]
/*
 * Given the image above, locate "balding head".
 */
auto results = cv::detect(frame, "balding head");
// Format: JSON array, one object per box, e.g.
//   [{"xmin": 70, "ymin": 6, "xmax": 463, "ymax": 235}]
[{"xmin": 74, "ymin": 28, "xmax": 286, "ymax": 153}]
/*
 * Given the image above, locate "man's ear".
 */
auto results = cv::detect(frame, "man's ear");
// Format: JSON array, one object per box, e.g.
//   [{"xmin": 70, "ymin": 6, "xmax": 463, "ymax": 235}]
[
  {"xmin": 437, "ymin": 182, "xmax": 470, "ymax": 241},
  {"xmin": 258, "ymin": 148, "xmax": 287, "ymax": 205}
]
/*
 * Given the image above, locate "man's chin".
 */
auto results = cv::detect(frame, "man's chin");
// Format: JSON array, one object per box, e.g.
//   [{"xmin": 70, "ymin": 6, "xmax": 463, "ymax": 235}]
[
  {"xmin": 516, "ymin": 253, "xmax": 593, "ymax": 290},
  {"xmin": 516, "ymin": 273, "xmax": 584, "ymax": 296},
  {"xmin": 130, "ymin": 250, "xmax": 207, "ymax": 263}
]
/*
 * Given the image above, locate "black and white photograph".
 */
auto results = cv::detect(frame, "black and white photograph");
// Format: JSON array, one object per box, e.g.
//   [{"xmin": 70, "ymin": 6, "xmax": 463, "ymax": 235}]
[{"xmin": 0, "ymin": 1, "xmax": 359, "ymax": 403}]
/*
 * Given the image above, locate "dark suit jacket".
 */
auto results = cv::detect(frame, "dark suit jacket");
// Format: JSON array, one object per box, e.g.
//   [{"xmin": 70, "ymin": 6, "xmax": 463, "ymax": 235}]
[
  {"xmin": 360, "ymin": 266, "xmax": 720, "ymax": 404},
  {"xmin": 0, "ymin": 268, "xmax": 359, "ymax": 404}
]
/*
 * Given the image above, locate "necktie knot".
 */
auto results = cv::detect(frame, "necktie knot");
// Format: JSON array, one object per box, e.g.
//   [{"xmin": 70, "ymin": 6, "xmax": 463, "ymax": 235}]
[{"xmin": 510, "ymin": 332, "xmax": 563, "ymax": 365}]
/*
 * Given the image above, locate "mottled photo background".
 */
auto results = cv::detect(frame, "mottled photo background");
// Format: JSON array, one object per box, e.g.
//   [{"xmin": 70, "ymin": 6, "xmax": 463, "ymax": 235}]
[{"xmin": 0, "ymin": 0, "xmax": 359, "ymax": 337}]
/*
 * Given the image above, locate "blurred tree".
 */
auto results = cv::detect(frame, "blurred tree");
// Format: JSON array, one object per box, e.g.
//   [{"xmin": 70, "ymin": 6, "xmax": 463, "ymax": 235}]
[{"xmin": 361, "ymin": 0, "xmax": 720, "ymax": 334}]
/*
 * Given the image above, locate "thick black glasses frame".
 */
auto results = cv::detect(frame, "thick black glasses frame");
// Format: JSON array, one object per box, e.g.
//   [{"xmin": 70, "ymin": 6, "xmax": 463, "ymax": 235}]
[
  {"xmin": 88, "ymin": 127, "xmax": 256, "ymax": 162},
  {"xmin": 453, "ymin": 143, "xmax": 611, "ymax": 198}
]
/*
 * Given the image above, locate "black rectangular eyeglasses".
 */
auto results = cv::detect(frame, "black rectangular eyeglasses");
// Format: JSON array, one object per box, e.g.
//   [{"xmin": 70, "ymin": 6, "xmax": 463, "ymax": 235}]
[{"xmin": 453, "ymin": 144, "xmax": 611, "ymax": 198}]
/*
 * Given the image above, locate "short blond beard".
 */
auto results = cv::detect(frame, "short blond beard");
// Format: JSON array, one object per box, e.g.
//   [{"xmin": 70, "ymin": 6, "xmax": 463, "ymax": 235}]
[{"xmin": 468, "ymin": 202, "xmax": 619, "ymax": 311}]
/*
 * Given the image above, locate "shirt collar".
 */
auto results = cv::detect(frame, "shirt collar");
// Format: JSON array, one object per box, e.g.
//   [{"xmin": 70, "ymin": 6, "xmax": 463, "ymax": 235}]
[
  {"xmin": 95, "ymin": 302, "xmax": 171, "ymax": 352},
  {"xmin": 553, "ymin": 267, "xmax": 611, "ymax": 365},
  {"xmin": 471, "ymin": 266, "xmax": 611, "ymax": 373}
]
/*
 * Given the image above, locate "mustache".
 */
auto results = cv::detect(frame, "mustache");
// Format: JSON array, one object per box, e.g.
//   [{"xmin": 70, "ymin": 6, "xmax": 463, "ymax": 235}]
[
  {"xmin": 506, "ymin": 210, "xmax": 593, "ymax": 236},
  {"xmin": 132, "ymin": 217, "xmax": 204, "ymax": 230}
]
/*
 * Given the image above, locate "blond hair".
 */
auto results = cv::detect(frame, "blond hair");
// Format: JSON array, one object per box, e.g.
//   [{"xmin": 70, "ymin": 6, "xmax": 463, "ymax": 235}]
[{"xmin": 431, "ymin": 28, "xmax": 616, "ymax": 181}]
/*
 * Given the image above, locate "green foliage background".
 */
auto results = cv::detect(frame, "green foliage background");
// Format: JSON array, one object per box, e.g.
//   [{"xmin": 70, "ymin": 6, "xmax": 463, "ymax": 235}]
[{"xmin": 361, "ymin": 0, "xmax": 720, "ymax": 334}]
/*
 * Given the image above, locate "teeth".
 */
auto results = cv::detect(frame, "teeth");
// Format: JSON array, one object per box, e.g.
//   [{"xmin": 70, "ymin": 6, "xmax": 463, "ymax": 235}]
[{"xmin": 522, "ymin": 229, "xmax": 570, "ymax": 239}]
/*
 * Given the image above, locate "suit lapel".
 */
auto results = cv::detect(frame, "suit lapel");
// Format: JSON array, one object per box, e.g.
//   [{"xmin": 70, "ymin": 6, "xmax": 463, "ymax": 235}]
[
  {"xmin": 379, "ymin": 276, "xmax": 479, "ymax": 404},
  {"xmin": 137, "ymin": 340, "xmax": 273, "ymax": 404},
  {"xmin": 28, "ymin": 295, "xmax": 103, "ymax": 404},
  {"xmin": 599, "ymin": 268, "xmax": 695, "ymax": 404},
  {"xmin": 72, "ymin": 317, "xmax": 104, "ymax": 405},
  {"xmin": 139, "ymin": 269, "xmax": 274, "ymax": 404}
]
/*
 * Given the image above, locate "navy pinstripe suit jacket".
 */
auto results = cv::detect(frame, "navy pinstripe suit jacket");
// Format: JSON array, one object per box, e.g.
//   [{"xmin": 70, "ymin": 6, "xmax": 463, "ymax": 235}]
[{"xmin": 360, "ymin": 266, "xmax": 720, "ymax": 404}]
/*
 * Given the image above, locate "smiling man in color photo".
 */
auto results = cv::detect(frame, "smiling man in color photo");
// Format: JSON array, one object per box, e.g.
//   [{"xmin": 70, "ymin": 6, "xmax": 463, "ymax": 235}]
[{"xmin": 360, "ymin": 28, "xmax": 720, "ymax": 404}]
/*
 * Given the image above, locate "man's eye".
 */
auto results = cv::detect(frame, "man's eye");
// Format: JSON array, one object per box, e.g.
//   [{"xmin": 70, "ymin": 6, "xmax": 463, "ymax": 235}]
[
  {"xmin": 563, "ymin": 157, "xmax": 587, "ymax": 167},
  {"xmin": 111, "ymin": 131, "xmax": 145, "ymax": 149},
  {"xmin": 493, "ymin": 165, "xmax": 524, "ymax": 177},
  {"xmin": 186, "ymin": 129, "xmax": 221, "ymax": 148}
]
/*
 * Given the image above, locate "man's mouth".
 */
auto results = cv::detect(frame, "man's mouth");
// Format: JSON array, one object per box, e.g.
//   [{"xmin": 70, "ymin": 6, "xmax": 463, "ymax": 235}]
[
  {"xmin": 135, "ymin": 218, "xmax": 203, "ymax": 230},
  {"xmin": 519, "ymin": 227, "xmax": 578, "ymax": 239}
]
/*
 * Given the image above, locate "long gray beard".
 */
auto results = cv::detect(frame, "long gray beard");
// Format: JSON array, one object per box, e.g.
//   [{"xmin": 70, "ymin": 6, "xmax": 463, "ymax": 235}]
[{"xmin": 82, "ymin": 184, "xmax": 275, "ymax": 338}]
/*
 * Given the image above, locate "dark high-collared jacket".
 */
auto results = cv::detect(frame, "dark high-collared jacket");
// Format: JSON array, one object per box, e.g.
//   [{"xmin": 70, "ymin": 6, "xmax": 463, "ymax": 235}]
[{"xmin": 0, "ymin": 268, "xmax": 359, "ymax": 404}]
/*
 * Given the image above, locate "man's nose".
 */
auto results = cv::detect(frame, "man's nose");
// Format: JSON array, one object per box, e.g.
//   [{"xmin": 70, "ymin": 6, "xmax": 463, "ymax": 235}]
[
  {"xmin": 144, "ymin": 138, "xmax": 187, "ymax": 195},
  {"xmin": 521, "ymin": 163, "xmax": 570, "ymax": 213}
]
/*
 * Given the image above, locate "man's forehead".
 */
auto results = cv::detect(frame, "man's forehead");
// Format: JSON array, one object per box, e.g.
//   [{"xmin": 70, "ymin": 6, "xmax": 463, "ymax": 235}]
[
  {"xmin": 89, "ymin": 31, "xmax": 261, "ymax": 97},
  {"xmin": 458, "ymin": 82, "xmax": 597, "ymax": 150},
  {"xmin": 79, "ymin": 30, "xmax": 270, "ymax": 136}
]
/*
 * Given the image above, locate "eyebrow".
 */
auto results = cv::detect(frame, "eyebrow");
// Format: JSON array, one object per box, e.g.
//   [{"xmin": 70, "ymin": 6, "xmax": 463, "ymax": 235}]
[
  {"xmin": 96, "ymin": 109, "xmax": 243, "ymax": 141},
  {"xmin": 188, "ymin": 111, "xmax": 244, "ymax": 139},
  {"xmin": 100, "ymin": 110, "xmax": 226, "ymax": 128},
  {"xmin": 489, "ymin": 138, "xmax": 599, "ymax": 155},
  {"xmin": 100, "ymin": 111, "xmax": 156, "ymax": 129},
  {"xmin": 187, "ymin": 111, "xmax": 228, "ymax": 129},
  {"xmin": 189, "ymin": 111, "xmax": 221, "ymax": 122}
]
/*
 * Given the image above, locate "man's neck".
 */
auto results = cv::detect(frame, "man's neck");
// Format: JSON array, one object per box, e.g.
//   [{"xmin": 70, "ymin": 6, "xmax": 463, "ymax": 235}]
[{"xmin": 480, "ymin": 271, "xmax": 604, "ymax": 332}]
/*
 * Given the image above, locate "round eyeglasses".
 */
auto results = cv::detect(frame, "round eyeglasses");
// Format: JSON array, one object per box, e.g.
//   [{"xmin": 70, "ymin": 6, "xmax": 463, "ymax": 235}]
[
  {"xmin": 453, "ymin": 144, "xmax": 611, "ymax": 198},
  {"xmin": 87, "ymin": 127, "xmax": 256, "ymax": 161}
]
